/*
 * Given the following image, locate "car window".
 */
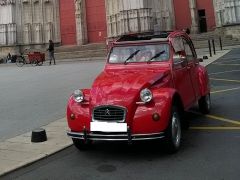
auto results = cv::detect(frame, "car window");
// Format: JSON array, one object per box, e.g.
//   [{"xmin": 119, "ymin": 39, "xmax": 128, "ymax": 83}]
[
  {"xmin": 172, "ymin": 37, "xmax": 184, "ymax": 52},
  {"xmin": 109, "ymin": 44, "xmax": 170, "ymax": 64},
  {"xmin": 172, "ymin": 37, "xmax": 187, "ymax": 64},
  {"xmin": 183, "ymin": 39, "xmax": 194, "ymax": 61}
]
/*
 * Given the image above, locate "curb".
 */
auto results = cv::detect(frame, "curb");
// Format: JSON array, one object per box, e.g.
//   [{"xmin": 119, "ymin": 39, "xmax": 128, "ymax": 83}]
[{"xmin": 0, "ymin": 118, "xmax": 72, "ymax": 177}]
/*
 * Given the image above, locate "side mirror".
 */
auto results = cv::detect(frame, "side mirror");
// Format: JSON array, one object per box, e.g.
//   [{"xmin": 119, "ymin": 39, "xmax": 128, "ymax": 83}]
[{"xmin": 173, "ymin": 54, "xmax": 187, "ymax": 66}]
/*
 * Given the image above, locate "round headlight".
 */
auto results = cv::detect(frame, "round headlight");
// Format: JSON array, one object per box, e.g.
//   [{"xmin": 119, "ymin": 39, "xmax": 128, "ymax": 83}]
[
  {"xmin": 140, "ymin": 88, "xmax": 152, "ymax": 103},
  {"xmin": 73, "ymin": 89, "xmax": 84, "ymax": 103}
]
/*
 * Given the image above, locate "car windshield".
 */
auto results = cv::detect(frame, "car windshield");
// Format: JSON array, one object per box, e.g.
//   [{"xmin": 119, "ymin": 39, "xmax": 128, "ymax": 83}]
[{"xmin": 108, "ymin": 44, "xmax": 170, "ymax": 64}]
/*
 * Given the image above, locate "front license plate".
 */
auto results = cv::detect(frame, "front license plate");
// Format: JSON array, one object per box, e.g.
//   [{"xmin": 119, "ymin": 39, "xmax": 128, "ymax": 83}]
[{"xmin": 90, "ymin": 122, "xmax": 127, "ymax": 132}]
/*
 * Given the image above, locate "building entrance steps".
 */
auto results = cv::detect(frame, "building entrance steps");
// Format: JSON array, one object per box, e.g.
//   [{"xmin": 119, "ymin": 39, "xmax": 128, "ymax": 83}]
[
  {"xmin": 190, "ymin": 31, "xmax": 240, "ymax": 49},
  {"xmin": 54, "ymin": 43, "xmax": 107, "ymax": 60}
]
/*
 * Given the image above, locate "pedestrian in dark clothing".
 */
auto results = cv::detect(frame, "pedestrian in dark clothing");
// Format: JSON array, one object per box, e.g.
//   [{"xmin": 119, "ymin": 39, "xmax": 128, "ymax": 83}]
[
  {"xmin": 7, "ymin": 53, "xmax": 12, "ymax": 63},
  {"xmin": 182, "ymin": 28, "xmax": 190, "ymax": 35},
  {"xmin": 47, "ymin": 40, "xmax": 56, "ymax": 65},
  {"xmin": 185, "ymin": 28, "xmax": 190, "ymax": 35}
]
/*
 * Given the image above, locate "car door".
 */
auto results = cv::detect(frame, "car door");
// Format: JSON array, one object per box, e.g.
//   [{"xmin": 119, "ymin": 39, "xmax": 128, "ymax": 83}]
[
  {"xmin": 172, "ymin": 36, "xmax": 195, "ymax": 109},
  {"xmin": 182, "ymin": 38, "xmax": 200, "ymax": 100}
]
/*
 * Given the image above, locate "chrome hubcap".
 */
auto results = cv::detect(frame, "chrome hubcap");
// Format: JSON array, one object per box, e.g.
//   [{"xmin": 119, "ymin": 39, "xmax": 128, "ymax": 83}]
[{"xmin": 171, "ymin": 112, "xmax": 181, "ymax": 147}]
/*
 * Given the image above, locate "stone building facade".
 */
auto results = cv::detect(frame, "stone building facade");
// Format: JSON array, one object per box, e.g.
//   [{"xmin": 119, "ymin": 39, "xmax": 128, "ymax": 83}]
[
  {"xmin": 0, "ymin": 0, "xmax": 60, "ymax": 56},
  {"xmin": 61, "ymin": 0, "xmax": 216, "ymax": 46},
  {"xmin": 214, "ymin": 0, "xmax": 240, "ymax": 39},
  {"xmin": 1, "ymin": 0, "xmax": 240, "ymax": 58},
  {"xmin": 105, "ymin": 0, "xmax": 175, "ymax": 38}
]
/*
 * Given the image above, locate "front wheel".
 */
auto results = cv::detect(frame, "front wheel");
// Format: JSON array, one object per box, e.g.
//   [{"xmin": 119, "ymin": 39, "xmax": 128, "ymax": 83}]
[
  {"xmin": 16, "ymin": 57, "xmax": 25, "ymax": 67},
  {"xmin": 31, "ymin": 60, "xmax": 37, "ymax": 66},
  {"xmin": 198, "ymin": 93, "xmax": 211, "ymax": 114},
  {"xmin": 164, "ymin": 106, "xmax": 182, "ymax": 153},
  {"xmin": 72, "ymin": 138, "xmax": 92, "ymax": 151}
]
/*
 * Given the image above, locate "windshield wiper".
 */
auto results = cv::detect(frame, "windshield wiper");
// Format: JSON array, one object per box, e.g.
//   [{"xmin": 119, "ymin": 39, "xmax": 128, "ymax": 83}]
[
  {"xmin": 124, "ymin": 50, "xmax": 140, "ymax": 64},
  {"xmin": 147, "ymin": 50, "xmax": 165, "ymax": 63}
]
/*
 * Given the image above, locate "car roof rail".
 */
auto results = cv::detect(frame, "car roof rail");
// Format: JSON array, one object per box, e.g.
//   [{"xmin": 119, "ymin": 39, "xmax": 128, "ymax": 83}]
[{"xmin": 116, "ymin": 31, "xmax": 173, "ymax": 42}]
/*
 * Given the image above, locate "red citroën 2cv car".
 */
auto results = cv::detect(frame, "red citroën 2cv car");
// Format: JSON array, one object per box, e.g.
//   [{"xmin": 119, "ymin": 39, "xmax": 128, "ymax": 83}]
[{"xmin": 66, "ymin": 31, "xmax": 210, "ymax": 153}]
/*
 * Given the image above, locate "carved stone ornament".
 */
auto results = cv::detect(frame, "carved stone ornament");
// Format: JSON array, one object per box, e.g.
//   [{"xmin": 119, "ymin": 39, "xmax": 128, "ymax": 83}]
[
  {"xmin": 8, "ymin": 0, "xmax": 15, "ymax": 4},
  {"xmin": 0, "ymin": 0, "xmax": 16, "ymax": 5},
  {"xmin": 75, "ymin": 0, "xmax": 82, "ymax": 11},
  {"xmin": 33, "ymin": 0, "xmax": 40, "ymax": 3},
  {"xmin": 0, "ymin": 0, "xmax": 7, "ymax": 5},
  {"xmin": 22, "ymin": 0, "xmax": 30, "ymax": 3},
  {"xmin": 44, "ymin": 0, "xmax": 51, "ymax": 3}
]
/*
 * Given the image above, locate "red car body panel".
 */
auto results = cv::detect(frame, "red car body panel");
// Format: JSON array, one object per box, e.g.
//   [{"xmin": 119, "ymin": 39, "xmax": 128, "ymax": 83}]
[{"xmin": 66, "ymin": 31, "xmax": 210, "ymax": 141}]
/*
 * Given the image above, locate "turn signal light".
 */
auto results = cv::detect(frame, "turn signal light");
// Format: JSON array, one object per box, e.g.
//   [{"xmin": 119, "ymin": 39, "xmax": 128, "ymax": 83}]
[
  {"xmin": 152, "ymin": 113, "xmax": 160, "ymax": 121},
  {"xmin": 70, "ymin": 113, "xmax": 75, "ymax": 120}
]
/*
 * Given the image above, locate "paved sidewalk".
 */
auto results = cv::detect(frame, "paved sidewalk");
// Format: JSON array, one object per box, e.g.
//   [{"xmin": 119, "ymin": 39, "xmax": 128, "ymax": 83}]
[
  {"xmin": 197, "ymin": 49, "xmax": 230, "ymax": 66},
  {"xmin": 0, "ymin": 49, "xmax": 231, "ymax": 177},
  {"xmin": 0, "ymin": 118, "xmax": 72, "ymax": 176}
]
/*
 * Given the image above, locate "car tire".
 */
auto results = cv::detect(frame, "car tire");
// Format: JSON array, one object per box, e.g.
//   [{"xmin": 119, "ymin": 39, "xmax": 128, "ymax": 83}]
[
  {"xmin": 31, "ymin": 60, "xmax": 37, "ymax": 66},
  {"xmin": 164, "ymin": 106, "xmax": 182, "ymax": 153},
  {"xmin": 72, "ymin": 138, "xmax": 92, "ymax": 151},
  {"xmin": 16, "ymin": 57, "xmax": 24, "ymax": 67},
  {"xmin": 37, "ymin": 60, "xmax": 43, "ymax": 66},
  {"xmin": 198, "ymin": 93, "xmax": 211, "ymax": 114}
]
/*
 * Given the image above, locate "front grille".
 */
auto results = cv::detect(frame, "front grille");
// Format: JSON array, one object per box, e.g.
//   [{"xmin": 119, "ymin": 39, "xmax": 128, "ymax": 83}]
[{"xmin": 93, "ymin": 106, "xmax": 126, "ymax": 122}]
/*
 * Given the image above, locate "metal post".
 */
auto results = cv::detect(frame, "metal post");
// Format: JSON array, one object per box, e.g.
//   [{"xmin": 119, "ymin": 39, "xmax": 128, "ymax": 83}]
[
  {"xmin": 208, "ymin": 39, "xmax": 212, "ymax": 57},
  {"xmin": 212, "ymin": 39, "xmax": 216, "ymax": 55},
  {"xmin": 219, "ymin": 37, "xmax": 223, "ymax": 50}
]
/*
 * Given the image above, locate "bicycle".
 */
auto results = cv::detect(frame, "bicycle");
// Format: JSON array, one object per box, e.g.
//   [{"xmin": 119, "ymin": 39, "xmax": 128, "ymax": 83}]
[{"xmin": 16, "ymin": 49, "xmax": 45, "ymax": 67}]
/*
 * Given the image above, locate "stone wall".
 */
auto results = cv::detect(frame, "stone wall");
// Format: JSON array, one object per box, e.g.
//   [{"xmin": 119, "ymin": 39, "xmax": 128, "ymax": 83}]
[
  {"xmin": 0, "ymin": 0, "xmax": 60, "ymax": 57},
  {"xmin": 214, "ymin": 0, "xmax": 240, "ymax": 26},
  {"xmin": 0, "ymin": 0, "xmax": 16, "ymax": 45},
  {"xmin": 105, "ymin": 0, "xmax": 175, "ymax": 38},
  {"xmin": 213, "ymin": 0, "xmax": 240, "ymax": 39},
  {"xmin": 74, "ymin": 0, "xmax": 87, "ymax": 45}
]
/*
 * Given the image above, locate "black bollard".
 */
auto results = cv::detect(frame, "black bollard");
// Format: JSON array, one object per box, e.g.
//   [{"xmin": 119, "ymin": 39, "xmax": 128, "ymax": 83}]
[
  {"xmin": 212, "ymin": 39, "xmax": 216, "ymax": 55},
  {"xmin": 219, "ymin": 37, "xmax": 223, "ymax": 50},
  {"xmin": 31, "ymin": 128, "xmax": 47, "ymax": 143},
  {"xmin": 208, "ymin": 40, "xmax": 212, "ymax": 57}
]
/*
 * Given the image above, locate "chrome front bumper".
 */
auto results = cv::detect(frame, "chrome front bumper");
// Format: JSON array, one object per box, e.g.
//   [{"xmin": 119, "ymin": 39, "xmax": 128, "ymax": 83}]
[{"xmin": 67, "ymin": 130, "xmax": 165, "ymax": 142}]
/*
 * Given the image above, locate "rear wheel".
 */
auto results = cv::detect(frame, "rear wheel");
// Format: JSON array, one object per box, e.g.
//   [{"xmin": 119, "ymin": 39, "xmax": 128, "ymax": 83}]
[
  {"xmin": 36, "ymin": 59, "xmax": 43, "ymax": 66},
  {"xmin": 16, "ymin": 57, "xmax": 25, "ymax": 67},
  {"xmin": 72, "ymin": 138, "xmax": 92, "ymax": 151},
  {"xmin": 164, "ymin": 106, "xmax": 182, "ymax": 153},
  {"xmin": 198, "ymin": 93, "xmax": 211, "ymax": 114},
  {"xmin": 31, "ymin": 60, "xmax": 37, "ymax": 66}
]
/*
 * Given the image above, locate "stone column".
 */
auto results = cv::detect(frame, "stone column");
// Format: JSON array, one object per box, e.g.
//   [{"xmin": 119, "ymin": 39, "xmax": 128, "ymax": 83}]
[
  {"xmin": 75, "ymin": 0, "xmax": 87, "ymax": 45},
  {"xmin": 45, "ymin": 22, "xmax": 53, "ymax": 42},
  {"xmin": 235, "ymin": 0, "xmax": 240, "ymax": 22},
  {"xmin": 23, "ymin": 23, "xmax": 31, "ymax": 44},
  {"xmin": 52, "ymin": 0, "xmax": 61, "ymax": 43},
  {"xmin": 0, "ymin": 24, "xmax": 7, "ymax": 45},
  {"xmin": 168, "ymin": 0, "xmax": 175, "ymax": 30},
  {"xmin": 189, "ymin": 0, "xmax": 199, "ymax": 33},
  {"xmin": 33, "ymin": 23, "xmax": 42, "ymax": 43},
  {"xmin": 7, "ymin": 23, "xmax": 16, "ymax": 44}
]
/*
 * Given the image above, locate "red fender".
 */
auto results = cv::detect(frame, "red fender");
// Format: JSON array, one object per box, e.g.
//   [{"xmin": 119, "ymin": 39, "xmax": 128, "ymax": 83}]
[
  {"xmin": 198, "ymin": 66, "xmax": 210, "ymax": 96},
  {"xmin": 132, "ymin": 88, "xmax": 179, "ymax": 134}
]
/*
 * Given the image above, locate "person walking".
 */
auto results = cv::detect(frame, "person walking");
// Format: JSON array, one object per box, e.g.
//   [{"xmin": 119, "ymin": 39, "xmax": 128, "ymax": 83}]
[{"xmin": 47, "ymin": 40, "xmax": 56, "ymax": 65}]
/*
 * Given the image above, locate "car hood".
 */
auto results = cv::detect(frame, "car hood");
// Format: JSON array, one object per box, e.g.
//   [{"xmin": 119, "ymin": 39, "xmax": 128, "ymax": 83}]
[{"xmin": 90, "ymin": 69, "xmax": 169, "ymax": 106}]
